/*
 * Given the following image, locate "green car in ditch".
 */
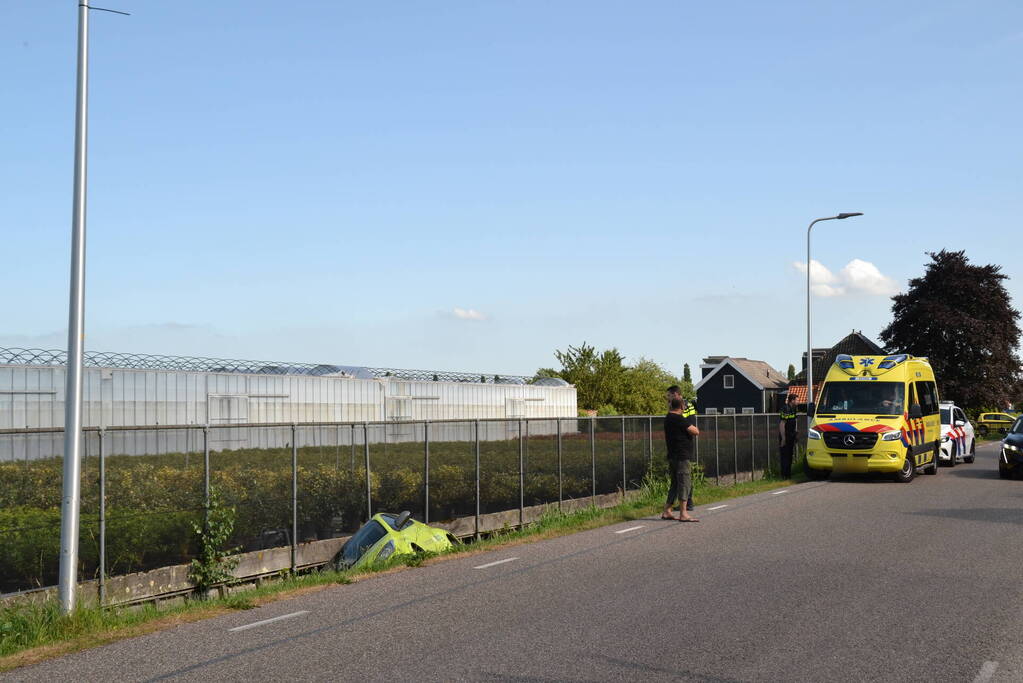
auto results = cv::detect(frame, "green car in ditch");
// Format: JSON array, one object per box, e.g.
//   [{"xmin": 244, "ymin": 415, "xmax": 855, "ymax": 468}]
[{"xmin": 330, "ymin": 511, "xmax": 457, "ymax": 571}]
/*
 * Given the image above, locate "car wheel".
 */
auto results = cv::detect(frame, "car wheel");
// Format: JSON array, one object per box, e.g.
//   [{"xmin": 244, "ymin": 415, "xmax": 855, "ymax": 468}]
[
  {"xmin": 942, "ymin": 443, "xmax": 956, "ymax": 467},
  {"xmin": 894, "ymin": 451, "xmax": 916, "ymax": 483},
  {"xmin": 965, "ymin": 440, "xmax": 976, "ymax": 464},
  {"xmin": 925, "ymin": 444, "xmax": 939, "ymax": 475}
]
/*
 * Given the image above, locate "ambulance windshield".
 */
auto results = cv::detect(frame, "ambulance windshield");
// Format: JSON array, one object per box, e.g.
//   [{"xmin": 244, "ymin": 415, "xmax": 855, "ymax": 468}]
[{"xmin": 818, "ymin": 382, "xmax": 905, "ymax": 415}]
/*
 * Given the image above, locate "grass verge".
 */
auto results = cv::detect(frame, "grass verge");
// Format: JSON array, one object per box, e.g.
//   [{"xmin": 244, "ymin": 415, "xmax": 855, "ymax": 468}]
[{"xmin": 0, "ymin": 469, "xmax": 800, "ymax": 672}]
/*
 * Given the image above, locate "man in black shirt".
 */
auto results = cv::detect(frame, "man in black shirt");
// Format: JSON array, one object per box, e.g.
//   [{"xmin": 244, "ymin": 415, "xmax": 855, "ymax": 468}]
[
  {"xmin": 666, "ymin": 385, "xmax": 696, "ymax": 512},
  {"xmin": 778, "ymin": 393, "xmax": 798, "ymax": 478},
  {"xmin": 663, "ymin": 397, "xmax": 700, "ymax": 522}
]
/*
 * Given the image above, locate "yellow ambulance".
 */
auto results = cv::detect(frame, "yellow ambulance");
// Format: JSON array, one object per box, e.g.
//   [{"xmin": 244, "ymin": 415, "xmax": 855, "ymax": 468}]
[{"xmin": 805, "ymin": 354, "xmax": 940, "ymax": 482}]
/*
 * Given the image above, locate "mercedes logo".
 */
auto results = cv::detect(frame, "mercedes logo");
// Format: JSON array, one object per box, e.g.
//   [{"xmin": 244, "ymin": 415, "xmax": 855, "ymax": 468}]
[{"xmin": 843, "ymin": 434, "xmax": 857, "ymax": 447}]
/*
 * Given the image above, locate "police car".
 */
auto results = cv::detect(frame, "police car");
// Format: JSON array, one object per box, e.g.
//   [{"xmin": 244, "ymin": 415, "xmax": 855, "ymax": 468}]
[{"xmin": 938, "ymin": 401, "xmax": 975, "ymax": 466}]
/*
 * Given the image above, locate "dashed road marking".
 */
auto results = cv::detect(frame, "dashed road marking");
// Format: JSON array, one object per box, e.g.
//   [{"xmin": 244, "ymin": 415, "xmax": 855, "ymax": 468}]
[
  {"xmin": 708, "ymin": 504, "xmax": 728, "ymax": 511},
  {"xmin": 228, "ymin": 611, "xmax": 308, "ymax": 632},
  {"xmin": 973, "ymin": 661, "xmax": 998, "ymax": 683},
  {"xmin": 473, "ymin": 557, "xmax": 519, "ymax": 570},
  {"xmin": 771, "ymin": 490, "xmax": 789, "ymax": 495},
  {"xmin": 614, "ymin": 525, "xmax": 645, "ymax": 534}
]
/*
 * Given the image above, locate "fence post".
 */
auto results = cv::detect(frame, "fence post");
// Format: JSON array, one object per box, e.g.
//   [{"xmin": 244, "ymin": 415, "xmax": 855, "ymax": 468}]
[
  {"xmin": 203, "ymin": 425, "xmax": 210, "ymax": 529},
  {"xmin": 350, "ymin": 424, "xmax": 355, "ymax": 473},
  {"xmin": 733, "ymin": 416, "xmax": 739, "ymax": 485},
  {"xmin": 518, "ymin": 419, "xmax": 525, "ymax": 529},
  {"xmin": 647, "ymin": 416, "xmax": 653, "ymax": 470},
  {"xmin": 557, "ymin": 419, "xmax": 563, "ymax": 510},
  {"xmin": 98, "ymin": 428, "xmax": 106, "ymax": 607},
  {"xmin": 590, "ymin": 418, "xmax": 596, "ymax": 505},
  {"xmin": 714, "ymin": 416, "xmax": 720, "ymax": 486},
  {"xmin": 750, "ymin": 414, "xmax": 755, "ymax": 481},
  {"xmin": 291, "ymin": 424, "xmax": 298, "ymax": 573},
  {"xmin": 474, "ymin": 420, "xmax": 481, "ymax": 540},
  {"xmin": 424, "ymin": 421, "xmax": 430, "ymax": 524},
  {"xmin": 766, "ymin": 414, "xmax": 772, "ymax": 476},
  {"xmin": 364, "ymin": 422, "xmax": 371, "ymax": 520},
  {"xmin": 621, "ymin": 417, "xmax": 626, "ymax": 496}
]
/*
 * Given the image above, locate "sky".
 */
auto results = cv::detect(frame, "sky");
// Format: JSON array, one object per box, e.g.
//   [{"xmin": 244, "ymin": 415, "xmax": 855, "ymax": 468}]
[{"xmin": 2, "ymin": 1, "xmax": 1021, "ymax": 379}]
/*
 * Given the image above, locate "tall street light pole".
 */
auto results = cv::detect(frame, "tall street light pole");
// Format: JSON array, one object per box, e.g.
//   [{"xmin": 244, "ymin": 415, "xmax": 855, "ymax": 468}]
[
  {"xmin": 58, "ymin": 0, "xmax": 91, "ymax": 615},
  {"xmin": 58, "ymin": 0, "xmax": 128, "ymax": 615},
  {"xmin": 806, "ymin": 213, "xmax": 863, "ymax": 415}
]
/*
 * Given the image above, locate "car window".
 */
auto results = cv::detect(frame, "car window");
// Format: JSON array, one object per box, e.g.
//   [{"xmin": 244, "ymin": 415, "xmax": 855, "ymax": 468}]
[
  {"xmin": 997, "ymin": 414, "xmax": 1014, "ymax": 422},
  {"xmin": 339, "ymin": 520, "xmax": 388, "ymax": 567},
  {"xmin": 940, "ymin": 408, "xmax": 951, "ymax": 424},
  {"xmin": 1013, "ymin": 417, "xmax": 1023, "ymax": 434},
  {"xmin": 914, "ymin": 381, "xmax": 939, "ymax": 416},
  {"xmin": 954, "ymin": 408, "xmax": 966, "ymax": 423}
]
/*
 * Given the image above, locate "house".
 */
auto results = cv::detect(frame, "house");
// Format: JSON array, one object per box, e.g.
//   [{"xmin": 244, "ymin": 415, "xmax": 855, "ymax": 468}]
[
  {"xmin": 787, "ymin": 330, "xmax": 887, "ymax": 406},
  {"xmin": 695, "ymin": 356, "xmax": 789, "ymax": 414}
]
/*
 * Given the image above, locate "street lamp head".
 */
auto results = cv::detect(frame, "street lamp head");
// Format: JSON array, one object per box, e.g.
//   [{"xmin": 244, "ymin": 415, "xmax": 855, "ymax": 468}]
[{"xmin": 836, "ymin": 212, "xmax": 863, "ymax": 219}]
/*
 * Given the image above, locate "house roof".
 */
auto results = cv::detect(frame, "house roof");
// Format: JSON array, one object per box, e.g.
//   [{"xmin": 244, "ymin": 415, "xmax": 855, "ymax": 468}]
[
  {"xmin": 695, "ymin": 357, "xmax": 788, "ymax": 391},
  {"xmin": 789, "ymin": 331, "xmax": 886, "ymax": 387}
]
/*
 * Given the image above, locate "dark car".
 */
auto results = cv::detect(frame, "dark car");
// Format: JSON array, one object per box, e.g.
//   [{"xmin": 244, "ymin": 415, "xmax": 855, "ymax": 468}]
[{"xmin": 998, "ymin": 417, "xmax": 1023, "ymax": 479}]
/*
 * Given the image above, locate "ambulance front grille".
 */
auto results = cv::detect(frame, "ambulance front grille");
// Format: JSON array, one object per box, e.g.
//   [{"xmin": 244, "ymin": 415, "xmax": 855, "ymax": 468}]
[{"xmin": 822, "ymin": 432, "xmax": 879, "ymax": 450}]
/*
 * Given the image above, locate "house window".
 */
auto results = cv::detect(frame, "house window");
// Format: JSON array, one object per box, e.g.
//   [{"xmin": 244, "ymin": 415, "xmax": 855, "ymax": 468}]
[
  {"xmin": 741, "ymin": 407, "xmax": 755, "ymax": 414},
  {"xmin": 705, "ymin": 408, "xmax": 719, "ymax": 415},
  {"xmin": 723, "ymin": 375, "xmax": 734, "ymax": 389},
  {"xmin": 723, "ymin": 407, "xmax": 736, "ymax": 415}
]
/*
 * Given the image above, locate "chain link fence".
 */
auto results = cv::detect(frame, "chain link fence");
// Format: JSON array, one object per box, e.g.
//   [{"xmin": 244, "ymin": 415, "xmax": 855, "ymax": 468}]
[{"xmin": 0, "ymin": 414, "xmax": 793, "ymax": 596}]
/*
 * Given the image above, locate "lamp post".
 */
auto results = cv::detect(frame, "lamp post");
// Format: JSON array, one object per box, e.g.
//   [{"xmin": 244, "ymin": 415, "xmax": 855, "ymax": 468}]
[{"xmin": 806, "ymin": 213, "xmax": 863, "ymax": 414}]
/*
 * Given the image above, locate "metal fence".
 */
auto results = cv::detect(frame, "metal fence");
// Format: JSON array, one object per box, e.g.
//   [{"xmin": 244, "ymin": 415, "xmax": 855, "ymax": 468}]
[{"xmin": 0, "ymin": 413, "xmax": 791, "ymax": 597}]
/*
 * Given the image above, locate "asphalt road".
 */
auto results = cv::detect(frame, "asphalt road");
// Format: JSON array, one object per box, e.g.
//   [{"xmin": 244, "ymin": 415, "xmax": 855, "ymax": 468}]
[{"xmin": 9, "ymin": 441, "xmax": 1022, "ymax": 682}]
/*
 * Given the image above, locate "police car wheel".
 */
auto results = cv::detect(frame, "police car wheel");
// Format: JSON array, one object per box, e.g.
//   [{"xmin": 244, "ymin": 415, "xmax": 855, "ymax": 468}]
[
  {"xmin": 894, "ymin": 452, "xmax": 915, "ymax": 483},
  {"xmin": 965, "ymin": 442, "xmax": 975, "ymax": 464}
]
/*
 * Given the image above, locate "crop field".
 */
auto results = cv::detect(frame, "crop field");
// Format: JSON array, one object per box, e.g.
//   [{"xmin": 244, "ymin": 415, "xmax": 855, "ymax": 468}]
[{"xmin": 0, "ymin": 415, "xmax": 780, "ymax": 594}]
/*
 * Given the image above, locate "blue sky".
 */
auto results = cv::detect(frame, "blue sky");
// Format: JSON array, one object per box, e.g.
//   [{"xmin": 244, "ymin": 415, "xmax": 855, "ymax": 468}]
[{"xmin": 2, "ymin": 1, "xmax": 1021, "ymax": 377}]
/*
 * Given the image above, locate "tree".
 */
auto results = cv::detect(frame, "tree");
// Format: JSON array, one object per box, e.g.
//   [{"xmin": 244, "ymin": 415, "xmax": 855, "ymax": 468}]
[
  {"xmin": 683, "ymin": 363, "xmax": 692, "ymax": 384},
  {"xmin": 787, "ymin": 364, "xmax": 796, "ymax": 381},
  {"xmin": 879, "ymin": 250, "xmax": 1022, "ymax": 410},
  {"xmin": 536, "ymin": 343, "xmax": 691, "ymax": 413}
]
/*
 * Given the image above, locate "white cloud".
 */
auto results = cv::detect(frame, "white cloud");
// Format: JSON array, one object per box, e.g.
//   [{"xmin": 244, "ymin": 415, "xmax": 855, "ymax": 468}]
[
  {"xmin": 451, "ymin": 307, "xmax": 488, "ymax": 321},
  {"xmin": 792, "ymin": 259, "xmax": 899, "ymax": 298},
  {"xmin": 839, "ymin": 259, "xmax": 899, "ymax": 296}
]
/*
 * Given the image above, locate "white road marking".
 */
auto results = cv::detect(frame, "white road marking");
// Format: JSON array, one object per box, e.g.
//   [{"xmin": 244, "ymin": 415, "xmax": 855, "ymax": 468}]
[
  {"xmin": 973, "ymin": 661, "xmax": 998, "ymax": 683},
  {"xmin": 771, "ymin": 490, "xmax": 789, "ymax": 495},
  {"xmin": 708, "ymin": 504, "xmax": 728, "ymax": 511},
  {"xmin": 614, "ymin": 525, "xmax": 645, "ymax": 534},
  {"xmin": 473, "ymin": 557, "xmax": 519, "ymax": 570},
  {"xmin": 228, "ymin": 610, "xmax": 308, "ymax": 632}
]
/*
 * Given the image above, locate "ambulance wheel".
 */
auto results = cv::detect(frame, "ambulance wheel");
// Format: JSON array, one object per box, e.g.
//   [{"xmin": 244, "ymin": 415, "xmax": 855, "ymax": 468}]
[
  {"xmin": 805, "ymin": 466, "xmax": 829, "ymax": 481},
  {"xmin": 894, "ymin": 452, "xmax": 916, "ymax": 483},
  {"xmin": 965, "ymin": 442, "xmax": 976, "ymax": 464},
  {"xmin": 925, "ymin": 444, "xmax": 939, "ymax": 474}
]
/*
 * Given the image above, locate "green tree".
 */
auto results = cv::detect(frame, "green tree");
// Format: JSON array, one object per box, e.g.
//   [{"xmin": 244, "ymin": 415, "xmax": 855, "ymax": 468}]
[
  {"xmin": 787, "ymin": 364, "xmax": 796, "ymax": 381},
  {"xmin": 879, "ymin": 250, "xmax": 1022, "ymax": 410},
  {"xmin": 536, "ymin": 343, "xmax": 690, "ymax": 414},
  {"xmin": 683, "ymin": 363, "xmax": 692, "ymax": 384}
]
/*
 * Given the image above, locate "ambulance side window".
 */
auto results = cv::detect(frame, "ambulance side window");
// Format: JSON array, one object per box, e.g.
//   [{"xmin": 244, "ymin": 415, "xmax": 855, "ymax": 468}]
[{"xmin": 914, "ymin": 382, "xmax": 939, "ymax": 416}]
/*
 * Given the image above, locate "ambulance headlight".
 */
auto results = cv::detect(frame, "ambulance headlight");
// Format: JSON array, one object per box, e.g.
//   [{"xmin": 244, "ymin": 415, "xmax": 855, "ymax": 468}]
[
  {"xmin": 881, "ymin": 431, "xmax": 903, "ymax": 441},
  {"xmin": 808, "ymin": 428, "xmax": 821, "ymax": 440}
]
